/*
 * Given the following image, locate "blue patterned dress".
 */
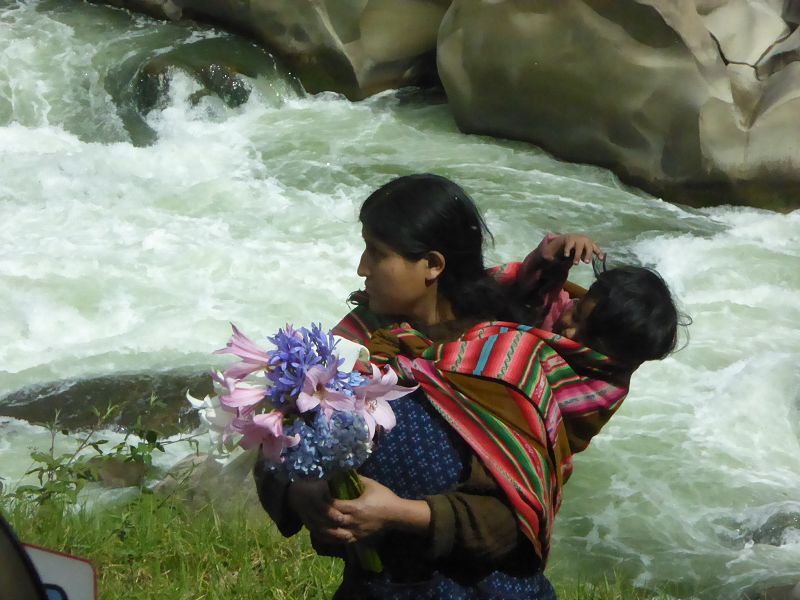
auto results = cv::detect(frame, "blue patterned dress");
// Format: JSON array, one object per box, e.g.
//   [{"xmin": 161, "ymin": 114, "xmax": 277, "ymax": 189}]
[{"xmin": 334, "ymin": 389, "xmax": 556, "ymax": 600}]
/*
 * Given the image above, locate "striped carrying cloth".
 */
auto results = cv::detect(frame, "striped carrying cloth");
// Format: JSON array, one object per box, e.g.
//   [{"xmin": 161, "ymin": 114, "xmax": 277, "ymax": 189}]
[{"xmin": 334, "ymin": 303, "xmax": 632, "ymax": 564}]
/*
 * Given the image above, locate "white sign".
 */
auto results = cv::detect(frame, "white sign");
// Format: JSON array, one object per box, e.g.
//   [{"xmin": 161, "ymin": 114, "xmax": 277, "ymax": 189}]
[{"xmin": 24, "ymin": 544, "xmax": 97, "ymax": 600}]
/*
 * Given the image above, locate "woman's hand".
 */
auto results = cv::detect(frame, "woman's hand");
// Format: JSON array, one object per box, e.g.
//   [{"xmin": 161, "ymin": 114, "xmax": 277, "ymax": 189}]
[
  {"xmin": 542, "ymin": 234, "xmax": 604, "ymax": 265},
  {"xmin": 286, "ymin": 479, "xmax": 353, "ymax": 544},
  {"xmin": 332, "ymin": 476, "xmax": 431, "ymax": 542}
]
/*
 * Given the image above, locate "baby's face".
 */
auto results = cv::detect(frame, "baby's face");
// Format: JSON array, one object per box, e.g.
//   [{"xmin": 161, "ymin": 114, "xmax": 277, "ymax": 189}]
[{"xmin": 554, "ymin": 296, "xmax": 596, "ymax": 342}]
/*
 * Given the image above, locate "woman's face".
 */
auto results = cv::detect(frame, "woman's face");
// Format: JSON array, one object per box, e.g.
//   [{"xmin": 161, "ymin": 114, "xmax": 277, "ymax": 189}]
[{"xmin": 357, "ymin": 230, "xmax": 432, "ymax": 318}]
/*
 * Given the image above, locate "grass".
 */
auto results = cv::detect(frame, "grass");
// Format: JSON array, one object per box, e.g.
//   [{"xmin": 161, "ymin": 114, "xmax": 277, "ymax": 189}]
[
  {"xmin": 3, "ymin": 493, "xmax": 341, "ymax": 599},
  {"xmin": 1, "ymin": 490, "xmax": 671, "ymax": 599}
]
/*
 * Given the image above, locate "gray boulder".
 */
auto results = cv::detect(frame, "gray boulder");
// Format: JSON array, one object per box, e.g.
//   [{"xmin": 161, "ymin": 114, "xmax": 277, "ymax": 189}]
[
  {"xmin": 96, "ymin": 0, "xmax": 800, "ymax": 209},
  {"xmin": 98, "ymin": 0, "xmax": 451, "ymax": 99},
  {"xmin": 0, "ymin": 369, "xmax": 211, "ymax": 434},
  {"xmin": 438, "ymin": 0, "xmax": 800, "ymax": 209}
]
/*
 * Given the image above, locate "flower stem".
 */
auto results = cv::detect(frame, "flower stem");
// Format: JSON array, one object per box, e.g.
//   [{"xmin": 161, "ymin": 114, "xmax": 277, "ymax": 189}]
[{"xmin": 328, "ymin": 470, "xmax": 383, "ymax": 573}]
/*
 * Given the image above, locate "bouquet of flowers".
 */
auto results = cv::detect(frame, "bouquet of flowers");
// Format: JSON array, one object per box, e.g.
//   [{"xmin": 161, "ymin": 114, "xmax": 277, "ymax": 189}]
[{"xmin": 188, "ymin": 323, "xmax": 413, "ymax": 572}]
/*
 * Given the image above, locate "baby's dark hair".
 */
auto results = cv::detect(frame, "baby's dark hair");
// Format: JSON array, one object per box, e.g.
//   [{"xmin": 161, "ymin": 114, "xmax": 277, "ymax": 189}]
[{"xmin": 582, "ymin": 266, "xmax": 681, "ymax": 365}]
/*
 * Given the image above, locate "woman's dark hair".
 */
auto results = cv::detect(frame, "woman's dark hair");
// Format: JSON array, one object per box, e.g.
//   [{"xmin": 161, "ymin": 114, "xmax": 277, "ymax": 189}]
[
  {"xmin": 357, "ymin": 173, "xmax": 516, "ymax": 322},
  {"xmin": 583, "ymin": 266, "xmax": 680, "ymax": 365}
]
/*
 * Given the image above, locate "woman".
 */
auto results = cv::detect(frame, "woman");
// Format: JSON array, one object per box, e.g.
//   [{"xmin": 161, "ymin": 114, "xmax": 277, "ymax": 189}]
[{"xmin": 255, "ymin": 174, "xmax": 626, "ymax": 599}]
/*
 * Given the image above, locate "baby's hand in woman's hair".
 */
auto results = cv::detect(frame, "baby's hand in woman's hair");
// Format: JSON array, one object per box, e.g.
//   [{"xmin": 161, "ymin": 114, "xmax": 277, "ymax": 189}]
[{"xmin": 543, "ymin": 234, "xmax": 604, "ymax": 265}]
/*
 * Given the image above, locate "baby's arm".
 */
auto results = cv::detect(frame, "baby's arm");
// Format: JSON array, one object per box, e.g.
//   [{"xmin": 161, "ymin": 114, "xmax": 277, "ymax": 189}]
[
  {"xmin": 540, "ymin": 233, "xmax": 603, "ymax": 265},
  {"xmin": 519, "ymin": 233, "xmax": 603, "ymax": 288},
  {"xmin": 514, "ymin": 233, "xmax": 602, "ymax": 329}
]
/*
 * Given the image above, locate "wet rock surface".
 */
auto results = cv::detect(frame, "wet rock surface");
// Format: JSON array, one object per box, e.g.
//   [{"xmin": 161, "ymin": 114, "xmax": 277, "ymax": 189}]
[
  {"xmin": 0, "ymin": 369, "xmax": 212, "ymax": 435},
  {"xmin": 750, "ymin": 509, "xmax": 800, "ymax": 546},
  {"xmin": 105, "ymin": 36, "xmax": 294, "ymax": 145},
  {"xmin": 96, "ymin": 0, "xmax": 800, "ymax": 209},
  {"xmin": 437, "ymin": 0, "xmax": 800, "ymax": 210},
  {"xmin": 96, "ymin": 0, "xmax": 450, "ymax": 100}
]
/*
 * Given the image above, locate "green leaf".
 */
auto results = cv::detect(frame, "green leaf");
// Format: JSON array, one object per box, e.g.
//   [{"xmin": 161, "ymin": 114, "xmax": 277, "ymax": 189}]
[{"xmin": 30, "ymin": 451, "xmax": 54, "ymax": 463}]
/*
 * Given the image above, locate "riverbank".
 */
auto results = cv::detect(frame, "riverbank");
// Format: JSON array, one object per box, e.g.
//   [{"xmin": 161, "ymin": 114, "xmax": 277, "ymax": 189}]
[{"xmin": 2, "ymin": 492, "xmax": 669, "ymax": 599}]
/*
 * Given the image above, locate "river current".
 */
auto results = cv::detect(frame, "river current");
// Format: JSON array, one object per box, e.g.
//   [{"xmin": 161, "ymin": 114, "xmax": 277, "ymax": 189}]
[{"xmin": 1, "ymin": 2, "xmax": 799, "ymax": 597}]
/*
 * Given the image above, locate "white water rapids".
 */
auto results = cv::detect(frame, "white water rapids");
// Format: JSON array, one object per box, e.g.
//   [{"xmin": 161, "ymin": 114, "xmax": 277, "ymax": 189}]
[{"xmin": 1, "ymin": 2, "xmax": 798, "ymax": 597}]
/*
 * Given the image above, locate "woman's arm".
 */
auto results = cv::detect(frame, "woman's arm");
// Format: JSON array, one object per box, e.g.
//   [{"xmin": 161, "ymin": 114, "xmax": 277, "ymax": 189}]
[
  {"xmin": 253, "ymin": 459, "xmax": 353, "ymax": 544},
  {"xmin": 424, "ymin": 455, "xmax": 523, "ymax": 563},
  {"xmin": 253, "ymin": 458, "xmax": 303, "ymax": 538},
  {"xmin": 332, "ymin": 456, "xmax": 525, "ymax": 565}
]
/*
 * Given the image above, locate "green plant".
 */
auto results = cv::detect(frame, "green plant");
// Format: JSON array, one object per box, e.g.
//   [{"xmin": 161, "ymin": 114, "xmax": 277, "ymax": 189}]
[{"xmin": 8, "ymin": 397, "xmax": 199, "ymax": 505}]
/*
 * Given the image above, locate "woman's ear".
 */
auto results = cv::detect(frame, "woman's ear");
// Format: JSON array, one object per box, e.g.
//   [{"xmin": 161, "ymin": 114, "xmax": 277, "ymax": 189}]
[{"xmin": 424, "ymin": 251, "xmax": 446, "ymax": 283}]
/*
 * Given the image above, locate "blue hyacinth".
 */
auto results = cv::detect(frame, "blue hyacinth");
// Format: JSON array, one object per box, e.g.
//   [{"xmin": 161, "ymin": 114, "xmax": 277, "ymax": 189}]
[
  {"xmin": 280, "ymin": 408, "xmax": 371, "ymax": 479},
  {"xmin": 265, "ymin": 324, "xmax": 340, "ymax": 407}
]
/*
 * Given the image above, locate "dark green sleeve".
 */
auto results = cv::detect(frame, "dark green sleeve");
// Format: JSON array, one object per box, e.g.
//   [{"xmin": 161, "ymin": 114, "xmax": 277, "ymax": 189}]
[
  {"xmin": 253, "ymin": 458, "xmax": 302, "ymax": 538},
  {"xmin": 423, "ymin": 455, "xmax": 525, "ymax": 564}
]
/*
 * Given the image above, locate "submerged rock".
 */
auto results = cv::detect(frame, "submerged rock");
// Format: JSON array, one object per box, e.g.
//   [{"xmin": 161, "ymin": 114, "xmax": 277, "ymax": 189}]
[
  {"xmin": 128, "ymin": 39, "xmax": 260, "ymax": 115},
  {"xmin": 130, "ymin": 57, "xmax": 252, "ymax": 114},
  {"xmin": 105, "ymin": 36, "xmax": 293, "ymax": 145},
  {"xmin": 750, "ymin": 509, "xmax": 800, "ymax": 546},
  {"xmin": 437, "ymin": 0, "xmax": 800, "ymax": 210},
  {"xmin": 195, "ymin": 63, "xmax": 252, "ymax": 107},
  {"xmin": 132, "ymin": 59, "xmax": 172, "ymax": 115},
  {"xmin": 0, "ymin": 369, "xmax": 212, "ymax": 435}
]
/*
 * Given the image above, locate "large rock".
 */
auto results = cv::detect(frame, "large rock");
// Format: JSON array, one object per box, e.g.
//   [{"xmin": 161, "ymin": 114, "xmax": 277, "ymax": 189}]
[
  {"xmin": 0, "ymin": 369, "xmax": 211, "ymax": 434},
  {"xmin": 437, "ymin": 0, "xmax": 800, "ymax": 210},
  {"xmin": 98, "ymin": 0, "xmax": 451, "ymax": 99}
]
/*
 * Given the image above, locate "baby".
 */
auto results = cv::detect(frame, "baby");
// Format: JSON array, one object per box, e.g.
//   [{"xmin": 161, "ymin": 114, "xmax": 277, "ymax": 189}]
[{"xmin": 516, "ymin": 233, "xmax": 680, "ymax": 367}]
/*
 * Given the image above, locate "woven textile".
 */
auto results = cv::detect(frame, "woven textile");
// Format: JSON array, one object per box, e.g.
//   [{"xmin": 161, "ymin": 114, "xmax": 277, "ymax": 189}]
[
  {"xmin": 337, "ymin": 390, "xmax": 554, "ymax": 598},
  {"xmin": 333, "ymin": 289, "xmax": 631, "ymax": 564}
]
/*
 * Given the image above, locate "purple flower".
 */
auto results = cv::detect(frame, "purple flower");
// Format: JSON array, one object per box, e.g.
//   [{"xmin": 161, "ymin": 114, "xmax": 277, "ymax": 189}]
[{"xmin": 265, "ymin": 324, "xmax": 340, "ymax": 406}]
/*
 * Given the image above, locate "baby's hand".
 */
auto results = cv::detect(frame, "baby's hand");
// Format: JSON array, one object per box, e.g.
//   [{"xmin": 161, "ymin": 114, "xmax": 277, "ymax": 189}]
[{"xmin": 543, "ymin": 234, "xmax": 604, "ymax": 265}]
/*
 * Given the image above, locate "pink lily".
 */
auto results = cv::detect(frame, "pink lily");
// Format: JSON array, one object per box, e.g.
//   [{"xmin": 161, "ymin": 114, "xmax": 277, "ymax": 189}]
[
  {"xmin": 234, "ymin": 410, "xmax": 299, "ymax": 462},
  {"xmin": 353, "ymin": 364, "xmax": 415, "ymax": 439},
  {"xmin": 296, "ymin": 363, "xmax": 356, "ymax": 419},
  {"xmin": 219, "ymin": 381, "xmax": 266, "ymax": 410},
  {"xmin": 211, "ymin": 369, "xmax": 237, "ymax": 396},
  {"xmin": 215, "ymin": 323, "xmax": 272, "ymax": 379}
]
